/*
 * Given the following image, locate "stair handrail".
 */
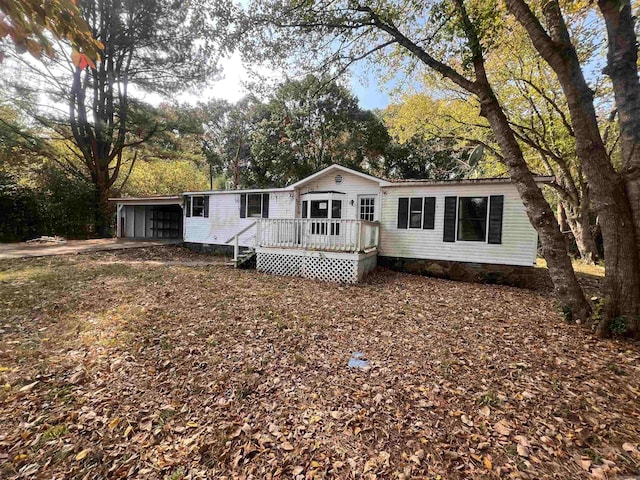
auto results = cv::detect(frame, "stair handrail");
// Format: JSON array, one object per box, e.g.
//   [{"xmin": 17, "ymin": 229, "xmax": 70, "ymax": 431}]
[{"xmin": 225, "ymin": 221, "xmax": 258, "ymax": 266}]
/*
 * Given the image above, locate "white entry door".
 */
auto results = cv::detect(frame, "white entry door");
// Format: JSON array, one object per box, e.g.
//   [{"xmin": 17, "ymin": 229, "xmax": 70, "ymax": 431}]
[{"xmin": 302, "ymin": 197, "xmax": 345, "ymax": 248}]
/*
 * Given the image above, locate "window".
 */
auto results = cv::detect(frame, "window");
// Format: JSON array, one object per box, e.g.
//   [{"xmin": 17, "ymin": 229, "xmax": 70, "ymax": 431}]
[
  {"xmin": 247, "ymin": 194, "xmax": 262, "ymax": 217},
  {"xmin": 186, "ymin": 196, "xmax": 208, "ymax": 218},
  {"xmin": 331, "ymin": 200, "xmax": 342, "ymax": 219},
  {"xmin": 397, "ymin": 197, "xmax": 436, "ymax": 229},
  {"xmin": 240, "ymin": 193, "xmax": 270, "ymax": 218},
  {"xmin": 310, "ymin": 200, "xmax": 328, "ymax": 218},
  {"xmin": 359, "ymin": 196, "xmax": 375, "ymax": 221},
  {"xmin": 457, "ymin": 197, "xmax": 488, "ymax": 241},
  {"xmin": 192, "ymin": 196, "xmax": 205, "ymax": 217},
  {"xmin": 301, "ymin": 200, "xmax": 308, "ymax": 218},
  {"xmin": 409, "ymin": 198, "xmax": 423, "ymax": 228},
  {"xmin": 331, "ymin": 200, "xmax": 342, "ymax": 235}
]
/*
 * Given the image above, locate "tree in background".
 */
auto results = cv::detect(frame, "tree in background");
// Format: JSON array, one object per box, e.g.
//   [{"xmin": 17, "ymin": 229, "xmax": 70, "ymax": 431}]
[
  {"xmin": 245, "ymin": 75, "xmax": 390, "ymax": 187},
  {"xmin": 115, "ymin": 102, "xmax": 212, "ymax": 196},
  {"xmin": 382, "ymin": 136, "xmax": 467, "ymax": 181},
  {"xmin": 202, "ymin": 97, "xmax": 256, "ymax": 189},
  {"xmin": 4, "ymin": 0, "xmax": 233, "ymax": 236}
]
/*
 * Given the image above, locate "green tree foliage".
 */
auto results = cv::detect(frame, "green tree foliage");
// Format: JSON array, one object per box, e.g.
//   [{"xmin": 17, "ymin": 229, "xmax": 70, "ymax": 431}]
[
  {"xmin": 5, "ymin": 0, "xmax": 233, "ymax": 236},
  {"xmin": 0, "ymin": 166, "xmax": 97, "ymax": 242},
  {"xmin": 245, "ymin": 75, "xmax": 390, "ymax": 187},
  {"xmin": 202, "ymin": 97, "xmax": 255, "ymax": 188},
  {"xmin": 122, "ymin": 160, "xmax": 209, "ymax": 197},
  {"xmin": 383, "ymin": 136, "xmax": 466, "ymax": 180},
  {"xmin": 0, "ymin": 171, "xmax": 40, "ymax": 241},
  {"xmin": 114, "ymin": 102, "xmax": 212, "ymax": 196}
]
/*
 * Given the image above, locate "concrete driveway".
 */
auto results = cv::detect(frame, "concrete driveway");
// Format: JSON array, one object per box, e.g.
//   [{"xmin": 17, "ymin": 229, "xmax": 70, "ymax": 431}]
[{"xmin": 0, "ymin": 238, "xmax": 181, "ymax": 260}]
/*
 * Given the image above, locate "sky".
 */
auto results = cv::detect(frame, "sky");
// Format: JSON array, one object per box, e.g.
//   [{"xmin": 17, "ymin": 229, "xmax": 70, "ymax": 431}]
[{"xmin": 136, "ymin": 51, "xmax": 399, "ymax": 112}]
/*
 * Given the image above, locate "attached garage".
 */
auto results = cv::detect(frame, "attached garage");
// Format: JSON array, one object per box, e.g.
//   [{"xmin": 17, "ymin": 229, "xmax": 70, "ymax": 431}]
[{"xmin": 112, "ymin": 196, "xmax": 183, "ymax": 240}]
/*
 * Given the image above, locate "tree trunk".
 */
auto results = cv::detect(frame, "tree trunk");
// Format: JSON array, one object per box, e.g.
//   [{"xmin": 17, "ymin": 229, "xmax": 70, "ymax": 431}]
[
  {"xmin": 558, "ymin": 201, "xmax": 569, "ymax": 233},
  {"xmin": 506, "ymin": 0, "xmax": 640, "ymax": 338},
  {"xmin": 563, "ymin": 201, "xmax": 599, "ymax": 264},
  {"xmin": 94, "ymin": 173, "xmax": 112, "ymax": 238},
  {"xmin": 364, "ymin": 0, "xmax": 592, "ymax": 323},
  {"xmin": 478, "ymin": 91, "xmax": 591, "ymax": 321},
  {"xmin": 598, "ymin": 1, "xmax": 640, "ymax": 320}
]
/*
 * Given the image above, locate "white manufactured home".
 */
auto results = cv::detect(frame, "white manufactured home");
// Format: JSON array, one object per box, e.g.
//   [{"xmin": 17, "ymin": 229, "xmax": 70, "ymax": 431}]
[{"xmin": 113, "ymin": 165, "xmax": 550, "ymax": 283}]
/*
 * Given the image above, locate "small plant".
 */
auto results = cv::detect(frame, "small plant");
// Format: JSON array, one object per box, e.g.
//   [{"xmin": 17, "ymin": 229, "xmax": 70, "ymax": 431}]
[
  {"xmin": 477, "ymin": 391, "xmax": 501, "ymax": 407},
  {"xmin": 440, "ymin": 360, "xmax": 453, "ymax": 378},
  {"xmin": 167, "ymin": 468, "xmax": 184, "ymax": 480},
  {"xmin": 157, "ymin": 408, "xmax": 176, "ymax": 426},
  {"xmin": 294, "ymin": 352, "xmax": 307, "ymax": 366},
  {"xmin": 550, "ymin": 377, "xmax": 563, "ymax": 392},
  {"xmin": 274, "ymin": 318, "xmax": 289, "ymax": 331},
  {"xmin": 159, "ymin": 337, "xmax": 173, "ymax": 350},
  {"xmin": 43, "ymin": 424, "xmax": 67, "ymax": 440},
  {"xmin": 609, "ymin": 316, "xmax": 629, "ymax": 336},
  {"xmin": 591, "ymin": 297, "xmax": 605, "ymax": 323},
  {"xmin": 606, "ymin": 362, "xmax": 625, "ymax": 376},
  {"xmin": 561, "ymin": 305, "xmax": 573, "ymax": 323}
]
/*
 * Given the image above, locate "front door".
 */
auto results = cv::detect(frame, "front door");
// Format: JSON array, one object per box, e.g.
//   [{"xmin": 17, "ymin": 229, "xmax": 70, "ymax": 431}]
[{"xmin": 303, "ymin": 197, "xmax": 344, "ymax": 248}]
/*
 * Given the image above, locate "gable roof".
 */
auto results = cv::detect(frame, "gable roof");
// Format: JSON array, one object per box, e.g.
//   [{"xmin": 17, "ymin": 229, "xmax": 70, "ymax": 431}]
[{"xmin": 289, "ymin": 164, "xmax": 390, "ymax": 188}]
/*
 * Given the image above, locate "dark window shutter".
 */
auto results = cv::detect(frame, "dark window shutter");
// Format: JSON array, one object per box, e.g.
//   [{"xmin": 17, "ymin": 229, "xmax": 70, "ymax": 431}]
[
  {"xmin": 423, "ymin": 197, "xmax": 435, "ymax": 230},
  {"xmin": 397, "ymin": 198, "xmax": 409, "ymax": 229},
  {"xmin": 443, "ymin": 196, "xmax": 457, "ymax": 242},
  {"xmin": 262, "ymin": 194, "xmax": 270, "ymax": 218},
  {"xmin": 203, "ymin": 196, "xmax": 209, "ymax": 218},
  {"xmin": 240, "ymin": 194, "xmax": 246, "ymax": 218},
  {"xmin": 185, "ymin": 197, "xmax": 191, "ymax": 217},
  {"xmin": 488, "ymin": 195, "xmax": 504, "ymax": 244},
  {"xmin": 301, "ymin": 200, "xmax": 308, "ymax": 218}
]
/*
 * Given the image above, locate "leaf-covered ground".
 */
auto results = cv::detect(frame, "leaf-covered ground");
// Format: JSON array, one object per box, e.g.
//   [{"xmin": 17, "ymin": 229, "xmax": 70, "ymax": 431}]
[{"xmin": 0, "ymin": 246, "xmax": 638, "ymax": 479}]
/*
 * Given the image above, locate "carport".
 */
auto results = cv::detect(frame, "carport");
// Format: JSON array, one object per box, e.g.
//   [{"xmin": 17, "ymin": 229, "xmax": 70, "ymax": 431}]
[{"xmin": 112, "ymin": 196, "xmax": 183, "ymax": 239}]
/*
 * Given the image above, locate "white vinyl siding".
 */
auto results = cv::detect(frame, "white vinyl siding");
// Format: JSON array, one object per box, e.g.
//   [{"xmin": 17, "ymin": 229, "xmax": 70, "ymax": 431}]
[
  {"xmin": 184, "ymin": 192, "xmax": 295, "ymax": 246},
  {"xmin": 299, "ymin": 170, "xmax": 381, "ymax": 221},
  {"xmin": 379, "ymin": 184, "xmax": 537, "ymax": 266}
]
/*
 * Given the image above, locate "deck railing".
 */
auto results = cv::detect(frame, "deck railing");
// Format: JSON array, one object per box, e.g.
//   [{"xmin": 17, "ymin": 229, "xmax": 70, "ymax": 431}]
[{"xmin": 256, "ymin": 218, "xmax": 379, "ymax": 252}]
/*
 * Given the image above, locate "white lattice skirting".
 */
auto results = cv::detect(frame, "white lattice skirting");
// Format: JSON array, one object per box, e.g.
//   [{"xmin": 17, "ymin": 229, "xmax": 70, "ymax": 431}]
[{"xmin": 255, "ymin": 247, "xmax": 377, "ymax": 283}]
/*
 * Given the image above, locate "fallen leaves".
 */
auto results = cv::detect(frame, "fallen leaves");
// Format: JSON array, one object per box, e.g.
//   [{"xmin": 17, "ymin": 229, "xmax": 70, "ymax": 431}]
[
  {"xmin": 493, "ymin": 420, "xmax": 512, "ymax": 437},
  {"xmin": 0, "ymin": 247, "xmax": 638, "ymax": 479},
  {"xmin": 75, "ymin": 449, "xmax": 91, "ymax": 461}
]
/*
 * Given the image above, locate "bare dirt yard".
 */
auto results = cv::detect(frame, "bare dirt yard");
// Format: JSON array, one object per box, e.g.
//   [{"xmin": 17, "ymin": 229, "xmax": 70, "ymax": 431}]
[{"xmin": 0, "ymin": 246, "xmax": 638, "ymax": 479}]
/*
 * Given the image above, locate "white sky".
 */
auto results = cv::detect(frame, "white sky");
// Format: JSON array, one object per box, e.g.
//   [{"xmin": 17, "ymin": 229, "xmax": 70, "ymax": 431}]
[{"xmin": 133, "ymin": 50, "xmax": 393, "ymax": 110}]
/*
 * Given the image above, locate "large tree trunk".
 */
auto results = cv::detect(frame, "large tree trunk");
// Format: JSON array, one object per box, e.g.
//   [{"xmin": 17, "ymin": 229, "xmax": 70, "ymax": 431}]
[
  {"xmin": 505, "ymin": 0, "xmax": 640, "ymax": 337},
  {"xmin": 597, "ymin": 0, "xmax": 640, "ymax": 337},
  {"xmin": 599, "ymin": 6, "xmax": 640, "ymax": 244},
  {"xmin": 94, "ymin": 172, "xmax": 112, "ymax": 238},
  {"xmin": 363, "ymin": 0, "xmax": 592, "ymax": 323},
  {"xmin": 478, "ymin": 91, "xmax": 591, "ymax": 320}
]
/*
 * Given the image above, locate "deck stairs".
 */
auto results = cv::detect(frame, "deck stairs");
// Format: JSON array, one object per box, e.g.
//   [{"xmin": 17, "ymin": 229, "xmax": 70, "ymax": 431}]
[
  {"xmin": 225, "ymin": 221, "xmax": 258, "ymax": 268},
  {"xmin": 225, "ymin": 247, "xmax": 256, "ymax": 268}
]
